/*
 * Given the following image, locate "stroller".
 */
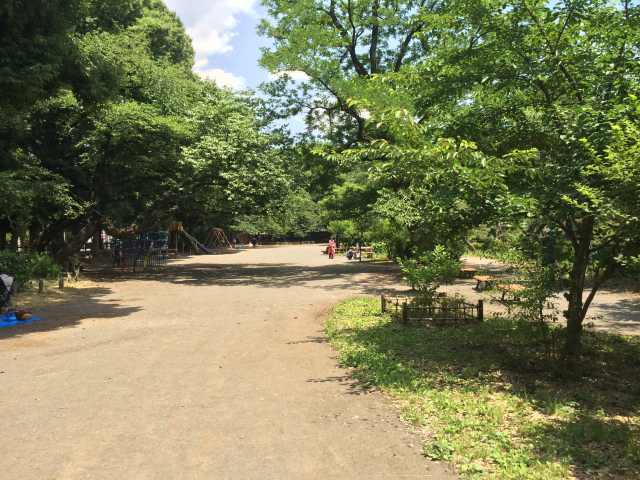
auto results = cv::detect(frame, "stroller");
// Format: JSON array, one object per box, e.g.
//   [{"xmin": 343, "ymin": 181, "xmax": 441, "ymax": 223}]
[{"xmin": 1, "ymin": 274, "xmax": 15, "ymax": 313}]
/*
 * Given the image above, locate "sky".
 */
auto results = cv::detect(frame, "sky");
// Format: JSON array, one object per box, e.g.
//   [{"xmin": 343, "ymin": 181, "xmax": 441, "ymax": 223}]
[{"xmin": 163, "ymin": 0, "xmax": 271, "ymax": 90}]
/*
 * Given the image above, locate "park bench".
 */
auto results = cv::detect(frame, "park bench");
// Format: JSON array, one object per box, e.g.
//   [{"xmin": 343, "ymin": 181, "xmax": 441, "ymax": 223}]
[{"xmin": 473, "ymin": 275, "xmax": 496, "ymax": 291}]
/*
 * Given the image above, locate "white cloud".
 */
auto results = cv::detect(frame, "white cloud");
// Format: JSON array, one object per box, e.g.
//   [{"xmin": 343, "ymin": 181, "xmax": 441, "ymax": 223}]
[
  {"xmin": 165, "ymin": 0, "xmax": 255, "ymax": 91},
  {"xmin": 197, "ymin": 68, "xmax": 247, "ymax": 90},
  {"xmin": 164, "ymin": 0, "xmax": 256, "ymax": 61},
  {"xmin": 268, "ymin": 70, "xmax": 311, "ymax": 82}
]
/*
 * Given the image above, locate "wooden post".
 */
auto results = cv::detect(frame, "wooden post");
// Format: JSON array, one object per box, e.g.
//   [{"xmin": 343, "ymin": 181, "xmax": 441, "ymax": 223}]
[
  {"xmin": 401, "ymin": 304, "xmax": 408, "ymax": 324},
  {"xmin": 58, "ymin": 276, "xmax": 65, "ymax": 290},
  {"xmin": 478, "ymin": 299, "xmax": 484, "ymax": 322},
  {"xmin": 38, "ymin": 279, "xmax": 44, "ymax": 293},
  {"xmin": 381, "ymin": 295, "xmax": 386, "ymax": 313}
]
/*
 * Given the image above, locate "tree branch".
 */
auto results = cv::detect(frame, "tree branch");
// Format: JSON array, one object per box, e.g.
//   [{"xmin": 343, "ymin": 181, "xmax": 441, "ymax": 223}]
[
  {"xmin": 314, "ymin": 76, "xmax": 366, "ymax": 140},
  {"xmin": 581, "ymin": 262, "xmax": 616, "ymax": 319},
  {"xmin": 369, "ymin": 0, "xmax": 380, "ymax": 73},
  {"xmin": 393, "ymin": 22, "xmax": 424, "ymax": 72},
  {"xmin": 321, "ymin": 1, "xmax": 368, "ymax": 76}
]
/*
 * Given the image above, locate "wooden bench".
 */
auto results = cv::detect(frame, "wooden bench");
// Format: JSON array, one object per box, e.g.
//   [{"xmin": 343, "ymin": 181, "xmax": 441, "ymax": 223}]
[{"xmin": 473, "ymin": 275, "xmax": 496, "ymax": 291}]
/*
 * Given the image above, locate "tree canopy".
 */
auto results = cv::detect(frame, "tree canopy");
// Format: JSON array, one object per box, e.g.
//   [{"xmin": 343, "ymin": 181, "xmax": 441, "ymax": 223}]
[
  {"xmin": 0, "ymin": 0, "xmax": 296, "ymax": 260},
  {"xmin": 260, "ymin": 0, "xmax": 640, "ymax": 355}
]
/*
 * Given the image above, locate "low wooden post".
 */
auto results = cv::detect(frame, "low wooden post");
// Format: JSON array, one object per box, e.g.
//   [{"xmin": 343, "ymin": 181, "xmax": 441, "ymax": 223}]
[
  {"xmin": 381, "ymin": 295, "xmax": 386, "ymax": 313},
  {"xmin": 401, "ymin": 304, "xmax": 408, "ymax": 324},
  {"xmin": 58, "ymin": 276, "xmax": 65, "ymax": 290},
  {"xmin": 38, "ymin": 279, "xmax": 44, "ymax": 293},
  {"xmin": 477, "ymin": 300, "xmax": 484, "ymax": 322}
]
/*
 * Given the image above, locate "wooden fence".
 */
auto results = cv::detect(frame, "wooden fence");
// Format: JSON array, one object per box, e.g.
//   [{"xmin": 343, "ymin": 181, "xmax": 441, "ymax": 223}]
[{"xmin": 381, "ymin": 295, "xmax": 483, "ymax": 325}]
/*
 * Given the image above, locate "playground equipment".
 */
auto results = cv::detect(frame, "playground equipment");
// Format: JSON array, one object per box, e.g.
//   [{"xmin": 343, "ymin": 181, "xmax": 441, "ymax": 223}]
[
  {"xmin": 112, "ymin": 232, "xmax": 169, "ymax": 272},
  {"xmin": 169, "ymin": 223, "xmax": 233, "ymax": 254},
  {"xmin": 205, "ymin": 228, "xmax": 233, "ymax": 250}
]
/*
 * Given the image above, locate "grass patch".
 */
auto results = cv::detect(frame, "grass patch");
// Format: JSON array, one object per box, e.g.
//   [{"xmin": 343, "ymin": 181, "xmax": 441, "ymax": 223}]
[{"xmin": 325, "ymin": 297, "xmax": 640, "ymax": 479}]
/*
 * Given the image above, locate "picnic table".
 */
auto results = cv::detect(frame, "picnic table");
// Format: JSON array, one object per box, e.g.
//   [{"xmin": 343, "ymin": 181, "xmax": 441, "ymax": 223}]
[{"xmin": 473, "ymin": 275, "xmax": 496, "ymax": 291}]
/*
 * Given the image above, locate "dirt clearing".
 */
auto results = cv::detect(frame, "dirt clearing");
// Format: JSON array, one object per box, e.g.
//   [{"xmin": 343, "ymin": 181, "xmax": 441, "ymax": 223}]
[{"xmin": 1, "ymin": 245, "xmax": 454, "ymax": 479}]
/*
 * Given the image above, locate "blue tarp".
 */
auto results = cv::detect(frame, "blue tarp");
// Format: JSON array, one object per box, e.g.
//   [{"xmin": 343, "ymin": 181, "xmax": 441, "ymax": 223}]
[{"xmin": 0, "ymin": 312, "xmax": 43, "ymax": 329}]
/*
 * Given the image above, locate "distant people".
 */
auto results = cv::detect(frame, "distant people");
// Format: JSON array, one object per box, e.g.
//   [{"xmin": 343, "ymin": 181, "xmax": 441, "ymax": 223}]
[
  {"xmin": 346, "ymin": 248, "xmax": 354, "ymax": 260},
  {"xmin": 250, "ymin": 237, "xmax": 257, "ymax": 248},
  {"xmin": 327, "ymin": 239, "xmax": 336, "ymax": 259}
]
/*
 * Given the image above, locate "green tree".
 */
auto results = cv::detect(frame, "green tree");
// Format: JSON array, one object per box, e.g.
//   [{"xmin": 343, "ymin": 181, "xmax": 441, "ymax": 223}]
[
  {"xmin": 407, "ymin": 0, "xmax": 640, "ymax": 355},
  {"xmin": 259, "ymin": 0, "xmax": 445, "ymax": 141}
]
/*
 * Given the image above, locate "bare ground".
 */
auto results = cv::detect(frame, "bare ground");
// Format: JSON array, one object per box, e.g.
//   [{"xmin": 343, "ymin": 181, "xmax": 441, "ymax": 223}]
[
  {"xmin": 450, "ymin": 256, "xmax": 640, "ymax": 336},
  {"xmin": 1, "ymin": 245, "xmax": 455, "ymax": 480}
]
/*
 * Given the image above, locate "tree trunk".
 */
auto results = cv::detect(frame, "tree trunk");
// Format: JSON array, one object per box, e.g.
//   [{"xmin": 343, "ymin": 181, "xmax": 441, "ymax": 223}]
[
  {"xmin": 564, "ymin": 259, "xmax": 587, "ymax": 356},
  {"xmin": 53, "ymin": 214, "xmax": 102, "ymax": 267},
  {"xmin": 563, "ymin": 219, "xmax": 593, "ymax": 356}
]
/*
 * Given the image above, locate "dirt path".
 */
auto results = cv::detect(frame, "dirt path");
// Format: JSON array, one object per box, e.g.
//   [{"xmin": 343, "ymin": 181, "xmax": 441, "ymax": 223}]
[{"xmin": 1, "ymin": 245, "xmax": 454, "ymax": 479}]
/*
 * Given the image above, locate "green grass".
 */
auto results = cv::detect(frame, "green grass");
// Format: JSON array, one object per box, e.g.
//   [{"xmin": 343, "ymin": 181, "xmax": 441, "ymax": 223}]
[{"xmin": 325, "ymin": 297, "xmax": 640, "ymax": 479}]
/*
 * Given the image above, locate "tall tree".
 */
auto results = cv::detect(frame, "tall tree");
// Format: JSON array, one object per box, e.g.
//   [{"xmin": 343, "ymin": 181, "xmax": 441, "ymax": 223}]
[
  {"xmin": 407, "ymin": 0, "xmax": 640, "ymax": 355},
  {"xmin": 259, "ymin": 0, "xmax": 445, "ymax": 141}
]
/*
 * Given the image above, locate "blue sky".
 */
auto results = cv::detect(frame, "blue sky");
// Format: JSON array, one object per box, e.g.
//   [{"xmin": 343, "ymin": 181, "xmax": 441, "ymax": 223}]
[{"xmin": 164, "ymin": 0, "xmax": 272, "ymax": 90}]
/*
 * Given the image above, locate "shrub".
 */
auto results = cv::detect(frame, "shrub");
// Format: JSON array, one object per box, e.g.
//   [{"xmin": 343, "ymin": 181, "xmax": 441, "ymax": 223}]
[
  {"xmin": 398, "ymin": 245, "xmax": 461, "ymax": 297},
  {"xmin": 0, "ymin": 251, "xmax": 61, "ymax": 287},
  {"xmin": 30, "ymin": 253, "xmax": 62, "ymax": 280}
]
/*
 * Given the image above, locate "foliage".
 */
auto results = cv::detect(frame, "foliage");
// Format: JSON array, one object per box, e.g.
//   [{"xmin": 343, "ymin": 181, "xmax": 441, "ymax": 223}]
[
  {"xmin": 28, "ymin": 254, "xmax": 62, "ymax": 280},
  {"xmin": 366, "ymin": 218, "xmax": 413, "ymax": 259},
  {"xmin": 411, "ymin": 0, "xmax": 640, "ymax": 355},
  {"xmin": 0, "ymin": 251, "xmax": 61, "ymax": 286},
  {"xmin": 398, "ymin": 245, "xmax": 461, "ymax": 296},
  {"xmin": 497, "ymin": 261, "xmax": 565, "ymax": 362},
  {"xmin": 326, "ymin": 220, "xmax": 359, "ymax": 244},
  {"xmin": 327, "ymin": 297, "xmax": 640, "ymax": 479},
  {"xmin": 1, "ymin": 0, "xmax": 304, "ymax": 261},
  {"xmin": 259, "ymin": 0, "xmax": 439, "ymax": 141},
  {"xmin": 233, "ymin": 190, "xmax": 323, "ymax": 239},
  {"xmin": 263, "ymin": 0, "xmax": 640, "ymax": 355}
]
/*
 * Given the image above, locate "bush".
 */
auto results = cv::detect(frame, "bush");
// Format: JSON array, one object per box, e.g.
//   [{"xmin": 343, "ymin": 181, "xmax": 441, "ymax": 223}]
[
  {"xmin": 0, "ymin": 251, "xmax": 61, "ymax": 287},
  {"xmin": 398, "ymin": 245, "xmax": 461, "ymax": 296},
  {"xmin": 30, "ymin": 253, "xmax": 62, "ymax": 280}
]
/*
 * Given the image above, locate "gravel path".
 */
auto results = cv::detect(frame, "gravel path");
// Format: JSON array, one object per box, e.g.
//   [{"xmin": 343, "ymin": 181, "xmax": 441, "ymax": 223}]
[{"xmin": 1, "ymin": 245, "xmax": 454, "ymax": 480}]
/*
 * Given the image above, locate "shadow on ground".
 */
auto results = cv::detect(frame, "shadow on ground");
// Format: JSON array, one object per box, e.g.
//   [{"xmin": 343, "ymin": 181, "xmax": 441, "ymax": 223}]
[
  {"xmin": 588, "ymin": 298, "xmax": 640, "ymax": 334},
  {"xmin": 0, "ymin": 287, "xmax": 142, "ymax": 340},
  {"xmin": 88, "ymin": 261, "xmax": 406, "ymax": 295}
]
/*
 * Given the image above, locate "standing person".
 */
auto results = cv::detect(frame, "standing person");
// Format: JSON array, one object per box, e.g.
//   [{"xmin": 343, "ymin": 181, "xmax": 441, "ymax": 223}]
[{"xmin": 328, "ymin": 238, "xmax": 336, "ymax": 259}]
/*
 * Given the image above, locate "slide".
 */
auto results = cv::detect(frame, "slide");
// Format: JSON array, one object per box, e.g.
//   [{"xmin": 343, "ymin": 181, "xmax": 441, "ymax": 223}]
[{"xmin": 180, "ymin": 230, "xmax": 212, "ymax": 254}]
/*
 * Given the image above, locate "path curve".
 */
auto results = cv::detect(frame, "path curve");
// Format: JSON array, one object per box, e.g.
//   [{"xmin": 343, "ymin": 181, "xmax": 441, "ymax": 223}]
[{"xmin": 1, "ymin": 245, "xmax": 454, "ymax": 479}]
